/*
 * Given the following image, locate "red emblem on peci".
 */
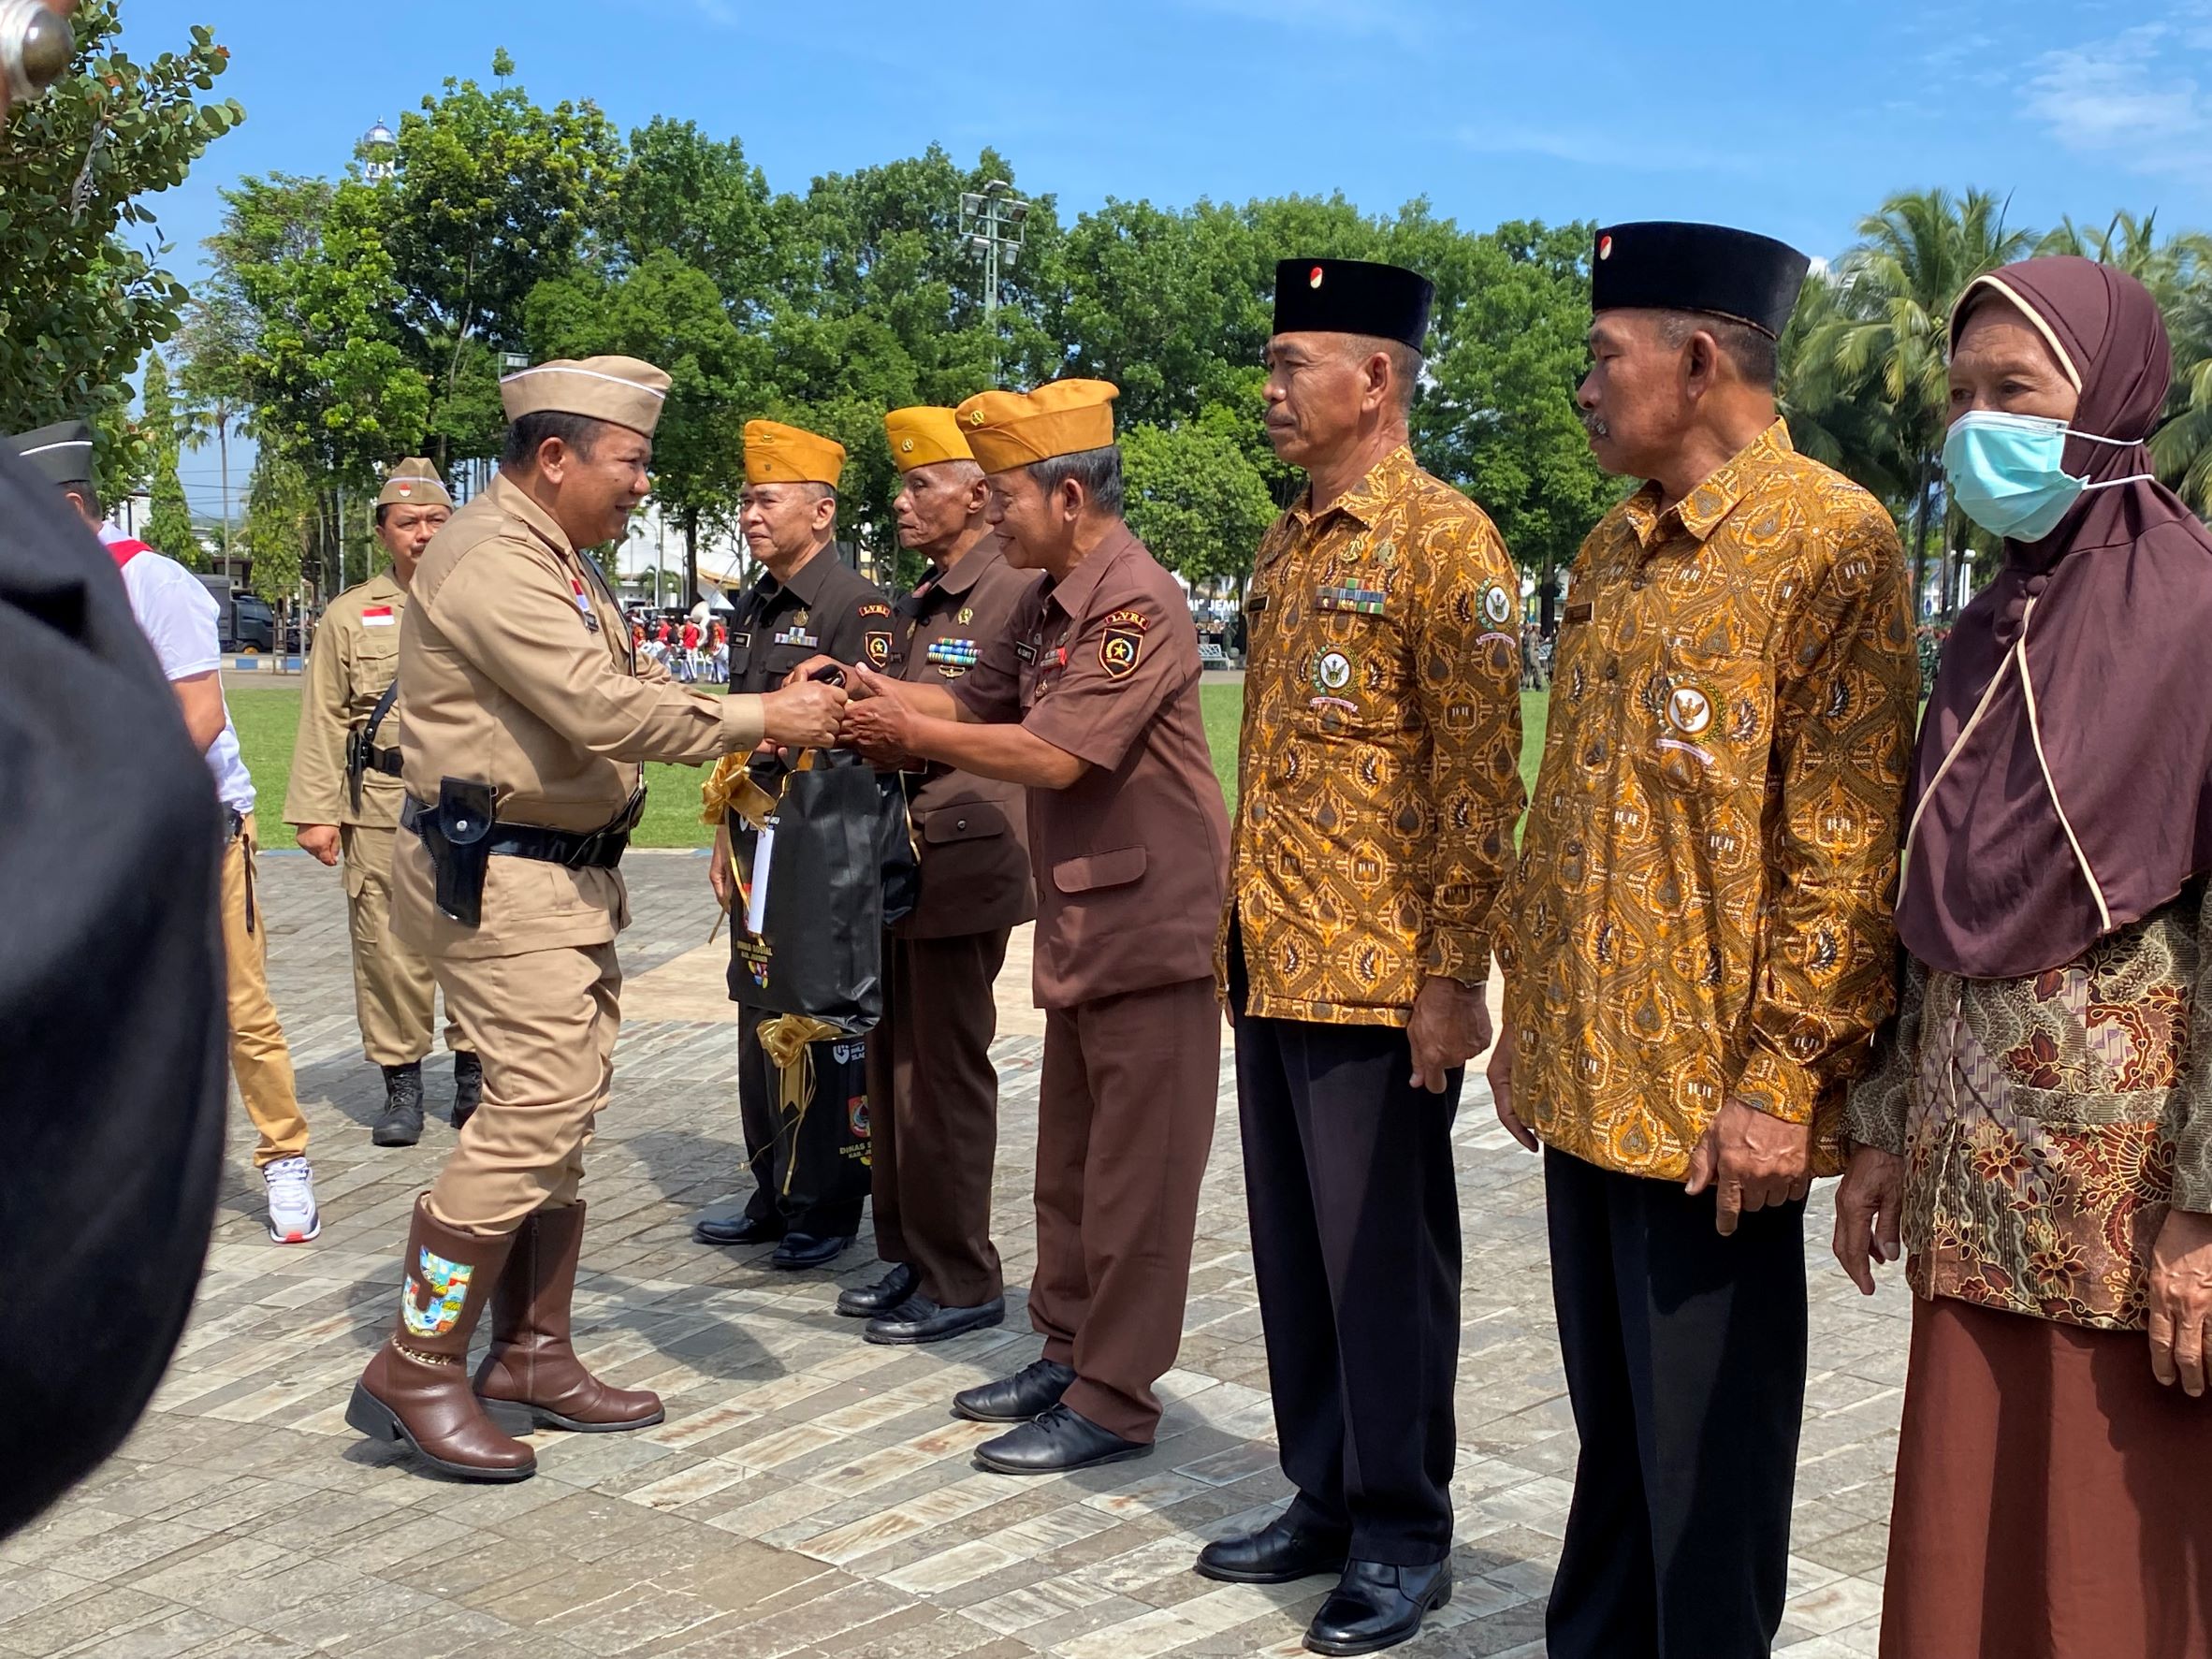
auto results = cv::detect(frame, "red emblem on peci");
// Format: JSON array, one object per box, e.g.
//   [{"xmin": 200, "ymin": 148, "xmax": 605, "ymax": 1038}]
[
  {"xmin": 1597, "ymin": 234, "xmax": 1614, "ymax": 261},
  {"xmin": 1309, "ymin": 265, "xmax": 1325, "ymax": 288}
]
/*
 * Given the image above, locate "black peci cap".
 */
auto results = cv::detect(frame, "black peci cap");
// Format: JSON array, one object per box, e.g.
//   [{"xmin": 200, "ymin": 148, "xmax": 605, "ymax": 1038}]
[
  {"xmin": 1272, "ymin": 258, "xmax": 1435, "ymax": 353},
  {"xmin": 1590, "ymin": 223, "xmax": 1811, "ymax": 339},
  {"xmin": 7, "ymin": 419, "xmax": 95, "ymax": 488}
]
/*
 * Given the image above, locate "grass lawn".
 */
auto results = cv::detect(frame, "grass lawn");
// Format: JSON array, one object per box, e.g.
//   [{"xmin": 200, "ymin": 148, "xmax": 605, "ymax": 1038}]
[{"xmin": 228, "ymin": 683, "xmax": 1552, "ymax": 851}]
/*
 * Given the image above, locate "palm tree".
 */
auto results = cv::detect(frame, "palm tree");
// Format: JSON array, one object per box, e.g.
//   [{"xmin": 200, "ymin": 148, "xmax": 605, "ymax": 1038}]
[
  {"xmin": 1801, "ymin": 189, "xmax": 2035, "ymax": 615},
  {"xmin": 174, "ymin": 293, "xmax": 258, "ymax": 566}
]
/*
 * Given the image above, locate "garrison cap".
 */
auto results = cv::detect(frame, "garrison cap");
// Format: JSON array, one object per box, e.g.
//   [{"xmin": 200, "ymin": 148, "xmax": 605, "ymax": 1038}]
[
  {"xmin": 744, "ymin": 420, "xmax": 846, "ymax": 488},
  {"xmin": 1271, "ymin": 258, "xmax": 1434, "ymax": 353},
  {"xmin": 954, "ymin": 380, "xmax": 1119, "ymax": 474},
  {"xmin": 1590, "ymin": 222, "xmax": 1811, "ymax": 340},
  {"xmin": 883, "ymin": 407, "xmax": 976, "ymax": 473},
  {"xmin": 7, "ymin": 420, "xmax": 95, "ymax": 488},
  {"xmin": 375, "ymin": 458, "xmax": 453, "ymax": 512},
  {"xmin": 500, "ymin": 357, "xmax": 670, "ymax": 438}
]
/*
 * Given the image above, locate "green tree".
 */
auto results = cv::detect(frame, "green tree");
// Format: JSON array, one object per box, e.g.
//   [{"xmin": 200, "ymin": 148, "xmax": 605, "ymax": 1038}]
[
  {"xmin": 0, "ymin": 3, "xmax": 243, "ymax": 504},
  {"xmin": 138, "ymin": 351, "xmax": 199, "ymax": 566},
  {"xmin": 1799, "ymin": 188, "xmax": 2035, "ymax": 615},
  {"xmin": 382, "ymin": 53, "xmax": 627, "ymax": 469},
  {"xmin": 174, "ymin": 291, "xmax": 255, "ymax": 562},
  {"xmin": 239, "ymin": 444, "xmax": 313, "ymax": 603},
  {"xmin": 1121, "ymin": 413, "xmax": 1277, "ymax": 589},
  {"xmin": 526, "ymin": 249, "xmax": 764, "ymax": 587}
]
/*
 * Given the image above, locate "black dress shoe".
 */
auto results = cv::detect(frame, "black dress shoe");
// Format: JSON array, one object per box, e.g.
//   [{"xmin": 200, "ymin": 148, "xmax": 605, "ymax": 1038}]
[
  {"xmin": 692, "ymin": 1209, "xmax": 784, "ymax": 1247},
  {"xmin": 1304, "ymin": 1559, "xmax": 1452, "ymax": 1657},
  {"xmin": 973, "ymin": 1404, "xmax": 1151, "ymax": 1475},
  {"xmin": 951, "ymin": 1358, "xmax": 1076, "ymax": 1423},
  {"xmin": 1194, "ymin": 1517, "xmax": 1351, "ymax": 1584},
  {"xmin": 836, "ymin": 1262, "xmax": 918, "ymax": 1318},
  {"xmin": 372, "ymin": 1062, "xmax": 425, "ymax": 1147},
  {"xmin": 770, "ymin": 1231, "xmax": 855, "ymax": 1271},
  {"xmin": 865, "ymin": 1293, "xmax": 1006, "ymax": 1346}
]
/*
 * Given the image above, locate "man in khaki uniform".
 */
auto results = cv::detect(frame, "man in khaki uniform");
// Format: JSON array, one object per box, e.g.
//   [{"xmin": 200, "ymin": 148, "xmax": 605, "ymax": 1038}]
[
  {"xmin": 285, "ymin": 459, "xmax": 478, "ymax": 1146},
  {"xmin": 344, "ymin": 358, "xmax": 846, "ymax": 1482}
]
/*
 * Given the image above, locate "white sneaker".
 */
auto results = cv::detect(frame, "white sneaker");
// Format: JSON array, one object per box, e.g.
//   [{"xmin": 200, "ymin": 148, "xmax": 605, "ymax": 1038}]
[{"xmin": 263, "ymin": 1156, "xmax": 321, "ymax": 1244}]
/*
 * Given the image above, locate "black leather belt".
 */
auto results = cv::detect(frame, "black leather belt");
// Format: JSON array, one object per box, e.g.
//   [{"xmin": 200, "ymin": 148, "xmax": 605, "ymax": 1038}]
[
  {"xmin": 367, "ymin": 747, "xmax": 403, "ymax": 778},
  {"xmin": 400, "ymin": 795, "xmax": 631, "ymax": 870}
]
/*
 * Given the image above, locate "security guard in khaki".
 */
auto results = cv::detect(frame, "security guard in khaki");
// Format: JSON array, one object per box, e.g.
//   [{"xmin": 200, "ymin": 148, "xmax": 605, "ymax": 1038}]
[
  {"xmin": 284, "ymin": 459, "xmax": 478, "ymax": 1147},
  {"xmin": 346, "ymin": 357, "xmax": 846, "ymax": 1483}
]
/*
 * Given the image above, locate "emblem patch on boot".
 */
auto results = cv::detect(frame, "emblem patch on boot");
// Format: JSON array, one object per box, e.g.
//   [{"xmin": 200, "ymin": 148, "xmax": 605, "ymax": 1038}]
[{"xmin": 403, "ymin": 1247, "xmax": 473, "ymax": 1338}]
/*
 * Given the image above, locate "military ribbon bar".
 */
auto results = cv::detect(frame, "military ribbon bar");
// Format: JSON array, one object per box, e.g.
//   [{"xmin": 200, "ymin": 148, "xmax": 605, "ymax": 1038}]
[{"xmin": 1315, "ymin": 585, "xmax": 1387, "ymax": 615}]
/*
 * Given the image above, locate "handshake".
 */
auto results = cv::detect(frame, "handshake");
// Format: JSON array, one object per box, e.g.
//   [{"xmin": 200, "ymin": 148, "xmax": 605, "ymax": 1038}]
[{"xmin": 755, "ymin": 658, "xmax": 917, "ymax": 762}]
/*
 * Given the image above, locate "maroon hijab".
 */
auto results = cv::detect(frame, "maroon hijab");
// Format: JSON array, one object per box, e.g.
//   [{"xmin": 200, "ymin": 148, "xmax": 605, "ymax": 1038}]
[{"xmin": 1896, "ymin": 256, "xmax": 2212, "ymax": 979}]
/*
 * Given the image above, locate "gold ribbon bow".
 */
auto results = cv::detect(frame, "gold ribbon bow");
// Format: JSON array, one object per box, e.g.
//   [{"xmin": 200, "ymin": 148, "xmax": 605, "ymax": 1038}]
[{"xmin": 755, "ymin": 1013, "xmax": 845, "ymax": 1195}]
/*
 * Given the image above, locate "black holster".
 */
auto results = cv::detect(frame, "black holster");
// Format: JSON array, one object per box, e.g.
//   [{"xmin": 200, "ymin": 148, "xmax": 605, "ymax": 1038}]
[
  {"xmin": 344, "ymin": 729, "xmax": 368, "ymax": 814},
  {"xmin": 422, "ymin": 778, "xmax": 495, "ymax": 927}
]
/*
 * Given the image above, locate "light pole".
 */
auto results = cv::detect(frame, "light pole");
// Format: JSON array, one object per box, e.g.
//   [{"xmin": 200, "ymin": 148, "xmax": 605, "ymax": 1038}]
[{"xmin": 958, "ymin": 180, "xmax": 1028, "ymax": 384}]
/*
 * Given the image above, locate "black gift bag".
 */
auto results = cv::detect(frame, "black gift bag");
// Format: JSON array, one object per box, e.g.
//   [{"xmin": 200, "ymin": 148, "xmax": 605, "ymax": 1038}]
[{"xmin": 725, "ymin": 750, "xmax": 916, "ymax": 1037}]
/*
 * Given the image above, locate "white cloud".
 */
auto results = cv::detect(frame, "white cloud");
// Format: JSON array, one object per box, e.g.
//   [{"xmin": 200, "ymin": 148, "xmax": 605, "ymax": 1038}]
[{"xmin": 2024, "ymin": 19, "xmax": 2211, "ymax": 155}]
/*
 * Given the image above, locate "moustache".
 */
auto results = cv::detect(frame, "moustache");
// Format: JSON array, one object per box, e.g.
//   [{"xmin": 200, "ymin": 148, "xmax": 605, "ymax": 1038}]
[{"xmin": 1579, "ymin": 411, "xmax": 1610, "ymax": 440}]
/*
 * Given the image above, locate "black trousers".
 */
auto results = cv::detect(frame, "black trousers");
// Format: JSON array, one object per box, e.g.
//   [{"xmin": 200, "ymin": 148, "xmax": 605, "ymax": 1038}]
[
  {"xmin": 1543, "ymin": 1146, "xmax": 1808, "ymax": 1659},
  {"xmin": 1235, "ymin": 1002, "xmax": 1463, "ymax": 1565}
]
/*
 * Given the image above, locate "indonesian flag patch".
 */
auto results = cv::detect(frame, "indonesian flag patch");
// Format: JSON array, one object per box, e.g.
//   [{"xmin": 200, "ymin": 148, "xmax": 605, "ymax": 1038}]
[{"xmin": 362, "ymin": 605, "xmax": 397, "ymax": 628}]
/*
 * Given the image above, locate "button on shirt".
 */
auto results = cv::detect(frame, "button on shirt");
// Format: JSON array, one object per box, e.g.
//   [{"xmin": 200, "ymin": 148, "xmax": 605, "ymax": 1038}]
[
  {"xmin": 1218, "ymin": 445, "xmax": 1526, "ymax": 1027},
  {"xmin": 952, "ymin": 527, "xmax": 1230, "ymax": 1009},
  {"xmin": 1497, "ymin": 421, "xmax": 1919, "ymax": 1180}
]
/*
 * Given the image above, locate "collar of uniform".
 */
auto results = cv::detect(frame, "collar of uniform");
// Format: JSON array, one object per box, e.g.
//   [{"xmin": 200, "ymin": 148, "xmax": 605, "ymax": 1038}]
[
  {"xmin": 926, "ymin": 537, "xmax": 1000, "ymax": 601},
  {"xmin": 1289, "ymin": 444, "xmax": 1418, "ymax": 531},
  {"xmin": 487, "ymin": 470, "xmax": 576, "ymax": 561},
  {"xmin": 1041, "ymin": 522, "xmax": 1136, "ymax": 622},
  {"xmin": 1623, "ymin": 418, "xmax": 1794, "ymax": 549},
  {"xmin": 359, "ymin": 567, "xmax": 406, "ymax": 604},
  {"xmin": 761, "ymin": 541, "xmax": 843, "ymax": 607}
]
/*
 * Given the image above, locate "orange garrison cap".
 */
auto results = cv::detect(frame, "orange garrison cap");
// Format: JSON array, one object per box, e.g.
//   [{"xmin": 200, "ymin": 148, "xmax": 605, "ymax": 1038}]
[{"xmin": 953, "ymin": 379, "xmax": 1119, "ymax": 474}]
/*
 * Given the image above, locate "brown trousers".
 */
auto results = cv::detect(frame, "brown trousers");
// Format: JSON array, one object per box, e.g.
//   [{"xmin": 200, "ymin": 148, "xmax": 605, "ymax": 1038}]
[
  {"xmin": 1031, "ymin": 976, "xmax": 1221, "ymax": 1442},
  {"xmin": 427, "ymin": 942, "xmax": 620, "ymax": 1234},
  {"xmin": 342, "ymin": 823, "xmax": 466, "ymax": 1067},
  {"xmin": 866, "ymin": 927, "xmax": 1011, "ymax": 1308},
  {"xmin": 221, "ymin": 813, "xmax": 308, "ymax": 1167}
]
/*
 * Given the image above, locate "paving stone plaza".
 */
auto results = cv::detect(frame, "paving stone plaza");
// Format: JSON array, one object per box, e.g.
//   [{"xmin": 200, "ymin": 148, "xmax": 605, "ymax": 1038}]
[{"xmin": 0, "ymin": 853, "xmax": 1911, "ymax": 1657}]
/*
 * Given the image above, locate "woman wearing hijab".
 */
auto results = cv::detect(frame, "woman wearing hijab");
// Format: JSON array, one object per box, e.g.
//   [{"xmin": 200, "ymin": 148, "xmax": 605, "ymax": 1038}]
[{"xmin": 1835, "ymin": 256, "xmax": 2212, "ymax": 1657}]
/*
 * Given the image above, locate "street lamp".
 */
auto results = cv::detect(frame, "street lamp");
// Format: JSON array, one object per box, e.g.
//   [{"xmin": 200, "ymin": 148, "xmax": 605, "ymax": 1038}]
[
  {"xmin": 958, "ymin": 179, "xmax": 1028, "ymax": 384},
  {"xmin": 359, "ymin": 118, "xmax": 398, "ymax": 182}
]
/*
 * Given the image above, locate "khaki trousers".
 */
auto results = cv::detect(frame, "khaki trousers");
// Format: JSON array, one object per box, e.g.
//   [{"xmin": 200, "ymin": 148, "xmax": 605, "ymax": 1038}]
[
  {"xmin": 427, "ymin": 942, "xmax": 620, "ymax": 1235},
  {"xmin": 1030, "ymin": 976, "xmax": 1220, "ymax": 1442},
  {"xmin": 220, "ymin": 812, "xmax": 310, "ymax": 1168},
  {"xmin": 342, "ymin": 823, "xmax": 466, "ymax": 1067}
]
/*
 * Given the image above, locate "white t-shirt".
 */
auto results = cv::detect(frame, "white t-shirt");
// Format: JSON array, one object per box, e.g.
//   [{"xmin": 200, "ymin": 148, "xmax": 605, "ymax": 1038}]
[{"xmin": 102, "ymin": 528, "xmax": 255, "ymax": 814}]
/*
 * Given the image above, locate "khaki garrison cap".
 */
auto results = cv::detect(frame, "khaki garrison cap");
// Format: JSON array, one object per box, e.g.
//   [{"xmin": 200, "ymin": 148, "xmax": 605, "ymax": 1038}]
[
  {"xmin": 743, "ymin": 420, "xmax": 846, "ymax": 488},
  {"xmin": 375, "ymin": 458, "xmax": 453, "ymax": 511},
  {"xmin": 500, "ymin": 357, "xmax": 671, "ymax": 438},
  {"xmin": 882, "ymin": 406, "xmax": 976, "ymax": 473},
  {"xmin": 953, "ymin": 379, "xmax": 1119, "ymax": 474}
]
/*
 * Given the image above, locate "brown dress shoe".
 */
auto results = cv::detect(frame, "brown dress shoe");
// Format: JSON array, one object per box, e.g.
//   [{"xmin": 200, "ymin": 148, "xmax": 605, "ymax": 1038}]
[
  {"xmin": 473, "ymin": 1201, "xmax": 663, "ymax": 1433},
  {"xmin": 347, "ymin": 1198, "xmax": 536, "ymax": 1481}
]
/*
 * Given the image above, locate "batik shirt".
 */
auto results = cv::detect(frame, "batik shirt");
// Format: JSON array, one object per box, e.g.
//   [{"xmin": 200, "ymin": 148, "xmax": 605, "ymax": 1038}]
[
  {"xmin": 1848, "ymin": 881, "xmax": 2212, "ymax": 1332},
  {"xmin": 1216, "ymin": 444, "xmax": 1526, "ymax": 1027},
  {"xmin": 1497, "ymin": 421, "xmax": 1919, "ymax": 1179}
]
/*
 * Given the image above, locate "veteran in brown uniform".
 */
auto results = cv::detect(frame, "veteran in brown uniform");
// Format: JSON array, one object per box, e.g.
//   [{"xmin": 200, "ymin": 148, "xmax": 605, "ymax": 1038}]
[
  {"xmin": 1201, "ymin": 259, "xmax": 1527, "ymax": 1658},
  {"xmin": 692, "ymin": 419, "xmax": 896, "ymax": 1270},
  {"xmin": 344, "ymin": 358, "xmax": 845, "ymax": 1482},
  {"xmin": 834, "ymin": 406, "xmax": 1038, "ymax": 1344},
  {"xmin": 841, "ymin": 379, "xmax": 1230, "ymax": 1475},
  {"xmin": 285, "ymin": 459, "xmax": 479, "ymax": 1147}
]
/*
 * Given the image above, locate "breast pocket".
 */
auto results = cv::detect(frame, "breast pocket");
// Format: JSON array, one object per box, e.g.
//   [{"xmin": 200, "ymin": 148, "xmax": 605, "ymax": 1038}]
[
  {"xmin": 1641, "ymin": 629, "xmax": 1771, "ymax": 797},
  {"xmin": 348, "ymin": 639, "xmax": 399, "ymax": 706},
  {"xmin": 1300, "ymin": 603, "xmax": 1410, "ymax": 744}
]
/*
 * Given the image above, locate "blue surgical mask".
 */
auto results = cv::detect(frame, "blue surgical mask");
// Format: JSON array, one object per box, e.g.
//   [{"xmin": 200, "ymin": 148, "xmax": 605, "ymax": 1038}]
[{"xmin": 1943, "ymin": 411, "xmax": 2153, "ymax": 543}]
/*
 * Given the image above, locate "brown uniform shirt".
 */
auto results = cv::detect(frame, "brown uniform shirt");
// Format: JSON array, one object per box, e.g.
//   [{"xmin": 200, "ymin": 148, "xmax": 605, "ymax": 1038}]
[
  {"xmin": 392, "ymin": 471, "xmax": 761, "ymax": 961},
  {"xmin": 893, "ymin": 540, "xmax": 1038, "ymax": 939},
  {"xmin": 284, "ymin": 568, "xmax": 412, "ymax": 832},
  {"xmin": 953, "ymin": 525, "xmax": 1230, "ymax": 1009},
  {"xmin": 726, "ymin": 543, "xmax": 889, "ymax": 697}
]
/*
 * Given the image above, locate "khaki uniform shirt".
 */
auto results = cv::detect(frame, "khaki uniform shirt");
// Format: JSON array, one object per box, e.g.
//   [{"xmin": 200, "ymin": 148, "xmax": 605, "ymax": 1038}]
[
  {"xmin": 284, "ymin": 568, "xmax": 412, "ymax": 832},
  {"xmin": 392, "ymin": 472, "xmax": 761, "ymax": 961},
  {"xmin": 1496, "ymin": 421, "xmax": 1918, "ymax": 1180},
  {"xmin": 953, "ymin": 526, "xmax": 1230, "ymax": 1009},
  {"xmin": 893, "ymin": 540, "xmax": 1038, "ymax": 939},
  {"xmin": 1216, "ymin": 445, "xmax": 1527, "ymax": 1027}
]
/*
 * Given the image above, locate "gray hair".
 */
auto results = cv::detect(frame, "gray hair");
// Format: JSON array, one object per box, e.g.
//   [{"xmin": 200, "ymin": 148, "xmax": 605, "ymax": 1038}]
[
  {"xmin": 1025, "ymin": 444, "xmax": 1124, "ymax": 516},
  {"xmin": 1656, "ymin": 311, "xmax": 1779, "ymax": 390},
  {"xmin": 1322, "ymin": 332, "xmax": 1423, "ymax": 415}
]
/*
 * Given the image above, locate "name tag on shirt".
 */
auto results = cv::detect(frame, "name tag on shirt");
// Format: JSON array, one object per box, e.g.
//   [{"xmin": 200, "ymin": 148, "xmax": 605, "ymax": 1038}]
[
  {"xmin": 1015, "ymin": 640, "xmax": 1039, "ymax": 663},
  {"xmin": 1564, "ymin": 603, "xmax": 1594, "ymax": 625}
]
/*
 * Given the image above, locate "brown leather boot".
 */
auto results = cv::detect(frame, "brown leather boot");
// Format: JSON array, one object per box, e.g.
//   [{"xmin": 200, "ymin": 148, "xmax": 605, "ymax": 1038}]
[
  {"xmin": 473, "ymin": 1201, "xmax": 663, "ymax": 1433},
  {"xmin": 346, "ymin": 1198, "xmax": 536, "ymax": 1481}
]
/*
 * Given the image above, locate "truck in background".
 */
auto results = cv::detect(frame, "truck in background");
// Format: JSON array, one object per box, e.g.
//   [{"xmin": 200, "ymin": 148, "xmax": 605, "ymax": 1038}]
[{"xmin": 195, "ymin": 575, "xmax": 277, "ymax": 654}]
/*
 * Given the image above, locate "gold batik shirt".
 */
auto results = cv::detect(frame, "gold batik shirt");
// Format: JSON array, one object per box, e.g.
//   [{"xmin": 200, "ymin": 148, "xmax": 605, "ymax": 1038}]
[
  {"xmin": 1497, "ymin": 421, "xmax": 1917, "ymax": 1178},
  {"xmin": 1218, "ymin": 445, "xmax": 1526, "ymax": 1026}
]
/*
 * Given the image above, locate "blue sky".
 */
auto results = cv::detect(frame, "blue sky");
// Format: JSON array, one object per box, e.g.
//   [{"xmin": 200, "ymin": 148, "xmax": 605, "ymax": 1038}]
[{"xmin": 125, "ymin": 0, "xmax": 2212, "ymax": 514}]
